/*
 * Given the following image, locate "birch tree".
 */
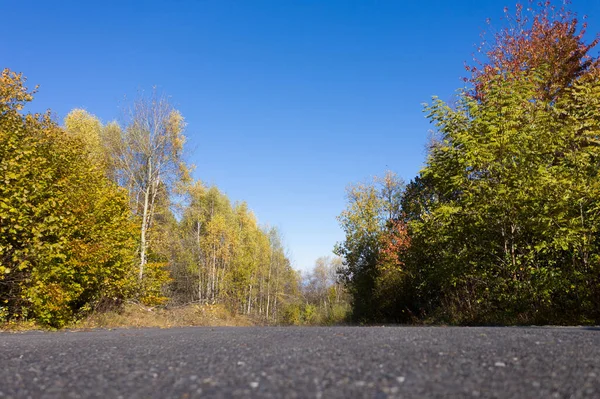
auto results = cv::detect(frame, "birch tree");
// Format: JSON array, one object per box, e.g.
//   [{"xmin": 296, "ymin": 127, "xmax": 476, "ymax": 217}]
[{"xmin": 114, "ymin": 90, "xmax": 189, "ymax": 281}]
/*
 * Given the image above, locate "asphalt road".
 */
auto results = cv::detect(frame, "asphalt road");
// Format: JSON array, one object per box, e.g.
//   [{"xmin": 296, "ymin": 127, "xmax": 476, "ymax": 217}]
[{"xmin": 1, "ymin": 326, "xmax": 599, "ymax": 398}]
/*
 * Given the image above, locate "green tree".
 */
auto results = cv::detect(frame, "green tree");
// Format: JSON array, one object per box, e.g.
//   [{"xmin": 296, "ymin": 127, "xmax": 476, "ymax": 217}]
[
  {"xmin": 334, "ymin": 171, "xmax": 407, "ymax": 322},
  {"xmin": 413, "ymin": 71, "xmax": 600, "ymax": 323},
  {"xmin": 397, "ymin": 1, "xmax": 600, "ymax": 325}
]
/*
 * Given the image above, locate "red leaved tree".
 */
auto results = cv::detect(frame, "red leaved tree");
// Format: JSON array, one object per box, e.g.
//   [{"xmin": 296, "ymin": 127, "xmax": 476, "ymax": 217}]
[
  {"xmin": 378, "ymin": 218, "xmax": 411, "ymax": 271},
  {"xmin": 467, "ymin": 0, "xmax": 599, "ymax": 101}
]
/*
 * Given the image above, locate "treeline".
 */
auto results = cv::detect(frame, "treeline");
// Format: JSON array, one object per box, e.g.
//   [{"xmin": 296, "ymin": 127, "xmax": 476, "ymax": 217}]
[
  {"xmin": 164, "ymin": 183, "xmax": 299, "ymax": 320},
  {"xmin": 0, "ymin": 72, "xmax": 304, "ymax": 327},
  {"xmin": 336, "ymin": 2, "xmax": 600, "ymax": 325},
  {"xmin": 283, "ymin": 256, "xmax": 349, "ymax": 325}
]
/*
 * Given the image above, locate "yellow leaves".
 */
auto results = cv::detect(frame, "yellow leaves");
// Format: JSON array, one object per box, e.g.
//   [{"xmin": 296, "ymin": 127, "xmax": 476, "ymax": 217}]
[
  {"xmin": 167, "ymin": 110, "xmax": 186, "ymax": 139},
  {"xmin": 0, "ymin": 77, "xmax": 138, "ymax": 327},
  {"xmin": 64, "ymin": 109, "xmax": 102, "ymax": 148},
  {"xmin": 0, "ymin": 68, "xmax": 36, "ymax": 112},
  {"xmin": 139, "ymin": 262, "xmax": 171, "ymax": 307},
  {"xmin": 0, "ymin": 266, "xmax": 9, "ymax": 280}
]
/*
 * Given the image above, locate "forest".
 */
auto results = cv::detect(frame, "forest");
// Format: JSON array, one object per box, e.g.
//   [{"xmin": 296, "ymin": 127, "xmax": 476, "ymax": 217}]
[
  {"xmin": 0, "ymin": 72, "xmax": 348, "ymax": 327},
  {"xmin": 2, "ymin": 1, "xmax": 600, "ymax": 328}
]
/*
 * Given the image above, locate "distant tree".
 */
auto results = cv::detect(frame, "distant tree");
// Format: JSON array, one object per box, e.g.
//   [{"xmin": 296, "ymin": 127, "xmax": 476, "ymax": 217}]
[
  {"xmin": 301, "ymin": 256, "xmax": 349, "ymax": 324},
  {"xmin": 169, "ymin": 180, "xmax": 299, "ymax": 320},
  {"xmin": 335, "ymin": 171, "xmax": 408, "ymax": 322}
]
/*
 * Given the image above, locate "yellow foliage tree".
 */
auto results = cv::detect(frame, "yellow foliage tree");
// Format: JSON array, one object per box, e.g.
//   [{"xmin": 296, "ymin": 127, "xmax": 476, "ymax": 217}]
[{"xmin": 0, "ymin": 69, "xmax": 137, "ymax": 327}]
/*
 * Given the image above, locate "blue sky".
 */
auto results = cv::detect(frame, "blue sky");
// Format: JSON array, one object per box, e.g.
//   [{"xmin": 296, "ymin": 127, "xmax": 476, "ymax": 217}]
[{"xmin": 3, "ymin": 0, "xmax": 599, "ymax": 271}]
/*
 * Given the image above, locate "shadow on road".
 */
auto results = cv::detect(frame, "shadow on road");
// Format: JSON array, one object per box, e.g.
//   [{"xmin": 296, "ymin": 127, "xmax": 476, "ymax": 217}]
[{"xmin": 581, "ymin": 326, "xmax": 600, "ymax": 331}]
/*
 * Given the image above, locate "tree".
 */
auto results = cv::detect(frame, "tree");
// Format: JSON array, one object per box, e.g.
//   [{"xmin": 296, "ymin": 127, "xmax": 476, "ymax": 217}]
[
  {"xmin": 334, "ymin": 171, "xmax": 408, "ymax": 322},
  {"xmin": 301, "ymin": 256, "xmax": 349, "ymax": 324},
  {"xmin": 411, "ymin": 64, "xmax": 600, "ymax": 324},
  {"xmin": 332, "ymin": 2, "xmax": 600, "ymax": 325},
  {"xmin": 406, "ymin": 1, "xmax": 600, "ymax": 322},
  {"xmin": 64, "ymin": 109, "xmax": 122, "ymax": 181},
  {"xmin": 0, "ymin": 69, "xmax": 136, "ymax": 327},
  {"xmin": 168, "ymin": 179, "xmax": 299, "ymax": 321},
  {"xmin": 64, "ymin": 109, "xmax": 104, "ymax": 165},
  {"xmin": 111, "ymin": 90, "xmax": 189, "ymax": 281},
  {"xmin": 3, "ymin": 70, "xmax": 305, "ymax": 326},
  {"xmin": 263, "ymin": 227, "xmax": 300, "ymax": 323},
  {"xmin": 468, "ymin": 0, "xmax": 599, "ymax": 101}
]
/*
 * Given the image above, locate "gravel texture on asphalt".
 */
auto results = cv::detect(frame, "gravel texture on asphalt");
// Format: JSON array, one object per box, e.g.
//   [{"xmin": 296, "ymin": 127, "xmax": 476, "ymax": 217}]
[{"xmin": 1, "ymin": 326, "xmax": 599, "ymax": 398}]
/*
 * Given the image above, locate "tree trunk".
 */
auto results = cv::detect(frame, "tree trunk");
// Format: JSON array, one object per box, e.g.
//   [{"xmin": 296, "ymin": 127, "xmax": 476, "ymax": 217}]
[
  {"xmin": 247, "ymin": 283, "xmax": 253, "ymax": 315},
  {"xmin": 266, "ymin": 255, "xmax": 273, "ymax": 320},
  {"xmin": 139, "ymin": 160, "xmax": 153, "ymax": 281}
]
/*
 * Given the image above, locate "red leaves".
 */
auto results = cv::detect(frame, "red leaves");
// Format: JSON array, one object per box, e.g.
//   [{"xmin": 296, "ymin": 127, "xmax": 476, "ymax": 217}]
[
  {"xmin": 468, "ymin": 0, "xmax": 599, "ymax": 102},
  {"xmin": 378, "ymin": 218, "xmax": 411, "ymax": 270}
]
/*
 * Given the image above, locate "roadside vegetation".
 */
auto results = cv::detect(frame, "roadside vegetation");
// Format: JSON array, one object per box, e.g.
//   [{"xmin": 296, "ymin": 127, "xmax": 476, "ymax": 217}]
[
  {"xmin": 336, "ymin": 1, "xmax": 600, "ymax": 325},
  {"xmin": 2, "ymin": 0, "xmax": 599, "ymax": 330},
  {"xmin": 0, "ymin": 70, "xmax": 349, "ymax": 329}
]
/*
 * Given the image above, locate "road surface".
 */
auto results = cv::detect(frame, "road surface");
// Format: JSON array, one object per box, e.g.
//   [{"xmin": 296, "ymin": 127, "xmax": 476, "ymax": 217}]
[{"xmin": 1, "ymin": 326, "xmax": 599, "ymax": 398}]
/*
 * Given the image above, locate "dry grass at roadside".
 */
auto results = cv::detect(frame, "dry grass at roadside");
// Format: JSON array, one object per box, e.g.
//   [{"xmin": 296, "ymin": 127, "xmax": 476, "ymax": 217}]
[
  {"xmin": 73, "ymin": 302, "xmax": 257, "ymax": 329},
  {"xmin": 0, "ymin": 320, "xmax": 40, "ymax": 332},
  {"xmin": 0, "ymin": 303, "xmax": 257, "ymax": 331}
]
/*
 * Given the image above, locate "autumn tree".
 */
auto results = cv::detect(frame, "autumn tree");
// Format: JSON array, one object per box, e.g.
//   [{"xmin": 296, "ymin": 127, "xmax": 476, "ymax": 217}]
[
  {"xmin": 167, "ymin": 180, "xmax": 299, "ymax": 321},
  {"xmin": 64, "ymin": 109, "xmax": 104, "ymax": 165},
  {"xmin": 64, "ymin": 109, "xmax": 124, "ymax": 181},
  {"xmin": 3, "ymin": 72, "xmax": 302, "ymax": 326},
  {"xmin": 265, "ymin": 227, "xmax": 294, "ymax": 321},
  {"xmin": 0, "ymin": 69, "xmax": 136, "ymax": 327},
  {"xmin": 111, "ymin": 91, "xmax": 189, "ymax": 282},
  {"xmin": 335, "ymin": 171, "xmax": 409, "ymax": 322},
  {"xmin": 468, "ymin": 0, "xmax": 599, "ymax": 101},
  {"xmin": 395, "ymin": 1, "xmax": 600, "ymax": 324}
]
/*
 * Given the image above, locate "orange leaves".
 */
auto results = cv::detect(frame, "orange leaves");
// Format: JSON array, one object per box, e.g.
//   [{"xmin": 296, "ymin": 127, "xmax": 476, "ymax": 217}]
[
  {"xmin": 378, "ymin": 218, "xmax": 411, "ymax": 271},
  {"xmin": 469, "ymin": 1, "xmax": 599, "ymax": 102}
]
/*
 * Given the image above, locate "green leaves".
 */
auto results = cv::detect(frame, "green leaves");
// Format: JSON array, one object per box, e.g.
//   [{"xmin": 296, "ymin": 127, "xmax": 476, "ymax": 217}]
[
  {"xmin": 338, "ymin": 3, "xmax": 600, "ymax": 325},
  {"xmin": 403, "ymin": 66, "xmax": 600, "ymax": 324},
  {"xmin": 335, "ymin": 171, "xmax": 409, "ymax": 322}
]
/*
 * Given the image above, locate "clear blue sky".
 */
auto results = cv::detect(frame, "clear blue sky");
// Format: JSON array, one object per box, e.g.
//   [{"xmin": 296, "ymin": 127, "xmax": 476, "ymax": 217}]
[{"xmin": 3, "ymin": 0, "xmax": 599, "ymax": 271}]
